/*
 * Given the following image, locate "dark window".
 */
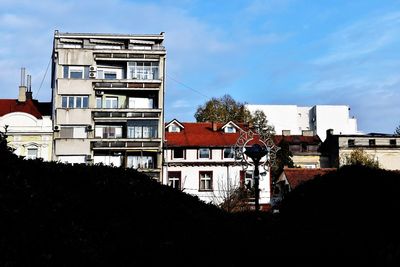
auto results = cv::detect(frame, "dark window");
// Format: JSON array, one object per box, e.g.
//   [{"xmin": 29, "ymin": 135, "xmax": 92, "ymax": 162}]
[
  {"xmin": 199, "ymin": 171, "xmax": 213, "ymax": 191},
  {"xmin": 173, "ymin": 148, "xmax": 184, "ymax": 159},
  {"xmin": 369, "ymin": 139, "xmax": 376, "ymax": 146},
  {"xmin": 223, "ymin": 148, "xmax": 234, "ymax": 158},
  {"xmin": 390, "ymin": 139, "xmax": 397, "ymax": 146},
  {"xmin": 348, "ymin": 139, "xmax": 355, "ymax": 147},
  {"xmin": 168, "ymin": 171, "xmax": 181, "ymax": 189},
  {"xmin": 199, "ymin": 148, "xmax": 210, "ymax": 159},
  {"xmin": 301, "ymin": 143, "xmax": 308, "ymax": 152}
]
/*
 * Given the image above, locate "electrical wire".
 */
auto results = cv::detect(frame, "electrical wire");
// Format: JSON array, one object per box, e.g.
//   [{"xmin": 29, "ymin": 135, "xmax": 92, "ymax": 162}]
[
  {"xmin": 35, "ymin": 56, "xmax": 51, "ymax": 99},
  {"xmin": 166, "ymin": 74, "xmax": 209, "ymax": 99}
]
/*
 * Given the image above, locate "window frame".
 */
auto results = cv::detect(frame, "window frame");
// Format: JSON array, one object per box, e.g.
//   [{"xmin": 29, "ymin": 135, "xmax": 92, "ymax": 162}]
[
  {"xmin": 198, "ymin": 148, "xmax": 211, "ymax": 159},
  {"xmin": 26, "ymin": 147, "xmax": 38, "ymax": 160},
  {"xmin": 168, "ymin": 171, "xmax": 181, "ymax": 190},
  {"xmin": 61, "ymin": 95, "xmax": 89, "ymax": 109},
  {"xmin": 223, "ymin": 147, "xmax": 235, "ymax": 159},
  {"xmin": 105, "ymin": 97, "xmax": 119, "ymax": 109},
  {"xmin": 172, "ymin": 148, "xmax": 185, "ymax": 159},
  {"xmin": 199, "ymin": 171, "xmax": 213, "ymax": 191}
]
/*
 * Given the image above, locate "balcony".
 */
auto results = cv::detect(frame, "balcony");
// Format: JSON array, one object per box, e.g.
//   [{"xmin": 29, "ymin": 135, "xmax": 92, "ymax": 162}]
[
  {"xmin": 92, "ymin": 109, "xmax": 161, "ymax": 121},
  {"xmin": 94, "ymin": 80, "xmax": 161, "ymax": 90},
  {"xmin": 91, "ymin": 139, "xmax": 162, "ymax": 150}
]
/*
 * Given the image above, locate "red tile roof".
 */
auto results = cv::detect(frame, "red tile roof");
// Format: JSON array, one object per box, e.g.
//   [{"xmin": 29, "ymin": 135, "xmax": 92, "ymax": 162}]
[
  {"xmin": 283, "ymin": 168, "xmax": 337, "ymax": 189},
  {"xmin": 165, "ymin": 122, "xmax": 323, "ymax": 147},
  {"xmin": 0, "ymin": 99, "xmax": 47, "ymax": 119}
]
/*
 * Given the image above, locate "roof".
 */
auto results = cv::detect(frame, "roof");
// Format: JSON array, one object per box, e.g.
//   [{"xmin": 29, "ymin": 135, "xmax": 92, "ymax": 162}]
[
  {"xmin": 165, "ymin": 122, "xmax": 323, "ymax": 147},
  {"xmin": 0, "ymin": 99, "xmax": 51, "ymax": 119},
  {"xmin": 281, "ymin": 168, "xmax": 337, "ymax": 189}
]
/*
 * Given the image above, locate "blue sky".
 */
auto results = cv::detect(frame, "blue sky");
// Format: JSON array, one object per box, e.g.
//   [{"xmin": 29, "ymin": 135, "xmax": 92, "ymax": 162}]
[{"xmin": 1, "ymin": 0, "xmax": 400, "ymax": 133}]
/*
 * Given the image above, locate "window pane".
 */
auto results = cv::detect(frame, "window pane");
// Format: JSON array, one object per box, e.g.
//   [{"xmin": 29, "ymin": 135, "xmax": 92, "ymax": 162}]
[
  {"xmin": 70, "ymin": 71, "xmax": 83, "ymax": 79},
  {"xmin": 199, "ymin": 148, "xmax": 210, "ymax": 158},
  {"xmin": 96, "ymin": 97, "xmax": 102, "ymax": 108},
  {"xmin": 224, "ymin": 148, "xmax": 234, "ymax": 158},
  {"xmin": 82, "ymin": 96, "xmax": 88, "ymax": 108},
  {"xmin": 27, "ymin": 148, "xmax": 38, "ymax": 159},
  {"xmin": 105, "ymin": 72, "xmax": 117, "ymax": 79},
  {"xmin": 62, "ymin": 96, "xmax": 68, "ymax": 108},
  {"xmin": 76, "ymin": 97, "xmax": 82, "ymax": 108},
  {"xmin": 68, "ymin": 97, "xmax": 74, "ymax": 108},
  {"xmin": 173, "ymin": 148, "xmax": 184, "ymax": 158}
]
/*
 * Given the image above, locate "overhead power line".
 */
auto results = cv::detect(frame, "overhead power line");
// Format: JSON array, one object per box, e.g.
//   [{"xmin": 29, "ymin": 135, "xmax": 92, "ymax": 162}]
[
  {"xmin": 166, "ymin": 74, "xmax": 209, "ymax": 99},
  {"xmin": 35, "ymin": 56, "xmax": 51, "ymax": 99}
]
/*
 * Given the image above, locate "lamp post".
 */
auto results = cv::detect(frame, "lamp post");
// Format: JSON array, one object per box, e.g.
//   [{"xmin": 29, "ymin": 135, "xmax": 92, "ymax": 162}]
[
  {"xmin": 244, "ymin": 144, "xmax": 267, "ymax": 212},
  {"xmin": 234, "ymin": 128, "xmax": 279, "ymax": 212}
]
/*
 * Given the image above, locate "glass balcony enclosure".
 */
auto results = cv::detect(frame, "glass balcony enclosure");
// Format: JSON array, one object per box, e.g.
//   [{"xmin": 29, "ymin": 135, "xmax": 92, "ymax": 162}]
[{"xmin": 95, "ymin": 61, "xmax": 160, "ymax": 80}]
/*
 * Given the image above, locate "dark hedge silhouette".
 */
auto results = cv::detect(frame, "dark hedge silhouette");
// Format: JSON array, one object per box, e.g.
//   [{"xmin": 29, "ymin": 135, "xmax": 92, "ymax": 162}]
[{"xmin": 2, "ymin": 132, "xmax": 400, "ymax": 266}]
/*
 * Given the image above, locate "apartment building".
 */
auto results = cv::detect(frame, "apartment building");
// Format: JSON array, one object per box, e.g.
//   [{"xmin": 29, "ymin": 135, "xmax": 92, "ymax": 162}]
[
  {"xmin": 323, "ymin": 129, "xmax": 400, "ymax": 170},
  {"xmin": 247, "ymin": 104, "xmax": 359, "ymax": 141},
  {"xmin": 51, "ymin": 31, "xmax": 166, "ymax": 181}
]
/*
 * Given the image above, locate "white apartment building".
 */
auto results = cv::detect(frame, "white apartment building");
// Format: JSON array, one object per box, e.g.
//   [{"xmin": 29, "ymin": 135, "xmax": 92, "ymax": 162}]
[
  {"xmin": 51, "ymin": 31, "xmax": 166, "ymax": 181},
  {"xmin": 247, "ymin": 104, "xmax": 359, "ymax": 141}
]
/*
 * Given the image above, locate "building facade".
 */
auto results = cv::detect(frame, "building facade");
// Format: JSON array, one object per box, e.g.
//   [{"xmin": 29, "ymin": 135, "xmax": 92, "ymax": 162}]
[
  {"xmin": 163, "ymin": 120, "xmax": 273, "ymax": 209},
  {"xmin": 247, "ymin": 104, "xmax": 359, "ymax": 141},
  {"xmin": 323, "ymin": 130, "xmax": 400, "ymax": 170},
  {"xmin": 0, "ymin": 70, "xmax": 52, "ymax": 160},
  {"xmin": 51, "ymin": 31, "xmax": 166, "ymax": 181}
]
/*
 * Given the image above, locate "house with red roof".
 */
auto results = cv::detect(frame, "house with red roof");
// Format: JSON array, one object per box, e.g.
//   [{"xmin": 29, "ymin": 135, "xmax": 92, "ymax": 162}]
[
  {"xmin": 276, "ymin": 167, "xmax": 336, "ymax": 199},
  {"xmin": 0, "ymin": 69, "xmax": 52, "ymax": 160},
  {"xmin": 163, "ymin": 119, "xmax": 328, "ymax": 210}
]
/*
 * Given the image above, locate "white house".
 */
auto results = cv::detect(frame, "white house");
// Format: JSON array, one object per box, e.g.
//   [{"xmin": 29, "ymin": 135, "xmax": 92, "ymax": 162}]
[
  {"xmin": 247, "ymin": 104, "xmax": 360, "ymax": 141},
  {"xmin": 0, "ymin": 73, "xmax": 53, "ymax": 161},
  {"xmin": 163, "ymin": 120, "xmax": 272, "ymax": 210}
]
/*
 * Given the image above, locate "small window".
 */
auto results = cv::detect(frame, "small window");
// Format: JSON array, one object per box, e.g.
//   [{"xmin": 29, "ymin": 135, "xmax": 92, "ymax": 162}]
[
  {"xmin": 168, "ymin": 171, "xmax": 181, "ymax": 190},
  {"xmin": 96, "ymin": 97, "xmax": 102, "ymax": 108},
  {"xmin": 245, "ymin": 171, "xmax": 253, "ymax": 189},
  {"xmin": 105, "ymin": 97, "xmax": 118, "ymax": 109},
  {"xmin": 224, "ymin": 126, "xmax": 236, "ymax": 133},
  {"xmin": 369, "ymin": 139, "xmax": 376, "ymax": 146},
  {"xmin": 104, "ymin": 72, "xmax": 117, "ymax": 79},
  {"xmin": 64, "ymin": 66, "xmax": 85, "ymax": 79},
  {"xmin": 170, "ymin": 125, "xmax": 180, "ymax": 132},
  {"xmin": 173, "ymin": 148, "xmax": 184, "ymax": 159},
  {"xmin": 223, "ymin": 148, "xmax": 234, "ymax": 158},
  {"xmin": 348, "ymin": 139, "xmax": 355, "ymax": 147},
  {"xmin": 198, "ymin": 148, "xmax": 210, "ymax": 159},
  {"xmin": 26, "ymin": 148, "xmax": 38, "ymax": 160},
  {"xmin": 199, "ymin": 171, "xmax": 213, "ymax": 191},
  {"xmin": 61, "ymin": 96, "xmax": 89, "ymax": 109},
  {"xmin": 390, "ymin": 139, "xmax": 397, "ymax": 146}
]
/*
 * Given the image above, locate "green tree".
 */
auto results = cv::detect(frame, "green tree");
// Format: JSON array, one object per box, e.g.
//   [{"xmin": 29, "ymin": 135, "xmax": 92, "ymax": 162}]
[
  {"xmin": 194, "ymin": 94, "xmax": 252, "ymax": 123},
  {"xmin": 250, "ymin": 109, "xmax": 275, "ymax": 135},
  {"xmin": 342, "ymin": 148, "xmax": 379, "ymax": 168},
  {"xmin": 271, "ymin": 140, "xmax": 294, "ymax": 182}
]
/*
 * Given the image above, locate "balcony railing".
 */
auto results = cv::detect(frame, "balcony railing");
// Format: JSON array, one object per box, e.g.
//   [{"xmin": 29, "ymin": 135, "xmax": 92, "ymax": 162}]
[
  {"xmin": 92, "ymin": 110, "xmax": 161, "ymax": 119},
  {"xmin": 91, "ymin": 140, "xmax": 161, "ymax": 149},
  {"xmin": 94, "ymin": 81, "xmax": 161, "ymax": 89}
]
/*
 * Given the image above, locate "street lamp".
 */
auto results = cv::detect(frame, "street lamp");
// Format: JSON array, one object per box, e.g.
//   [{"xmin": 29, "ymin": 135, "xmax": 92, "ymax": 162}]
[{"xmin": 244, "ymin": 144, "xmax": 268, "ymax": 212}]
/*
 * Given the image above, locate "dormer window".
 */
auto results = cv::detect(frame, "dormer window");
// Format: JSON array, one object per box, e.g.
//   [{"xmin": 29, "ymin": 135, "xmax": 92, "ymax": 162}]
[
  {"xmin": 169, "ymin": 125, "xmax": 181, "ymax": 133},
  {"xmin": 224, "ymin": 126, "xmax": 236, "ymax": 133}
]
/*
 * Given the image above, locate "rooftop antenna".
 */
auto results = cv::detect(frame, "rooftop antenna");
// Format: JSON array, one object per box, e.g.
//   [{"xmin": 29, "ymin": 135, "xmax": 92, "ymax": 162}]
[{"xmin": 27, "ymin": 74, "xmax": 32, "ymax": 92}]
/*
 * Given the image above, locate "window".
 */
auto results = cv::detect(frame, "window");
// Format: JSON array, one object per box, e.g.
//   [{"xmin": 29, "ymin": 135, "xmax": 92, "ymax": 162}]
[
  {"xmin": 96, "ymin": 97, "xmax": 102, "ymax": 108},
  {"xmin": 63, "ymin": 66, "xmax": 88, "ymax": 79},
  {"xmin": 128, "ymin": 61, "xmax": 159, "ymax": 80},
  {"xmin": 60, "ymin": 126, "xmax": 87, "ymax": 138},
  {"xmin": 348, "ymin": 139, "xmax": 355, "ymax": 147},
  {"xmin": 169, "ymin": 125, "xmax": 181, "ymax": 133},
  {"xmin": 369, "ymin": 139, "xmax": 376, "ymax": 146},
  {"xmin": 61, "ymin": 96, "xmax": 89, "ymax": 109},
  {"xmin": 105, "ymin": 97, "xmax": 118, "ymax": 109},
  {"xmin": 104, "ymin": 72, "xmax": 117, "ymax": 79},
  {"xmin": 128, "ymin": 97, "xmax": 154, "ymax": 109},
  {"xmin": 245, "ymin": 171, "xmax": 253, "ymax": 189},
  {"xmin": 224, "ymin": 126, "xmax": 236, "ymax": 133},
  {"xmin": 127, "ymin": 155, "xmax": 154, "ymax": 169},
  {"xmin": 390, "ymin": 139, "xmax": 397, "ymax": 146},
  {"xmin": 173, "ymin": 148, "xmax": 185, "ymax": 159},
  {"xmin": 95, "ymin": 126, "xmax": 123, "ymax": 139},
  {"xmin": 26, "ymin": 148, "xmax": 38, "ymax": 160},
  {"xmin": 223, "ymin": 148, "xmax": 234, "ymax": 158},
  {"xmin": 198, "ymin": 148, "xmax": 210, "ymax": 159},
  {"xmin": 168, "ymin": 171, "xmax": 181, "ymax": 189},
  {"xmin": 199, "ymin": 171, "xmax": 213, "ymax": 191},
  {"xmin": 127, "ymin": 120, "xmax": 158, "ymax": 139},
  {"xmin": 301, "ymin": 143, "xmax": 308, "ymax": 152}
]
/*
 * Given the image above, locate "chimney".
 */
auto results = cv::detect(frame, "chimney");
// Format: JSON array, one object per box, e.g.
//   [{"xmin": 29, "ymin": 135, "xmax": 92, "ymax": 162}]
[
  {"xmin": 327, "ymin": 128, "xmax": 334, "ymax": 137},
  {"xmin": 302, "ymin": 130, "xmax": 314, "ymax": 136},
  {"xmin": 25, "ymin": 74, "xmax": 33, "ymax": 100},
  {"xmin": 18, "ymin": 67, "xmax": 27, "ymax": 102},
  {"xmin": 282, "ymin": 130, "xmax": 291, "ymax": 136},
  {"xmin": 212, "ymin": 121, "xmax": 218, "ymax": 132}
]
